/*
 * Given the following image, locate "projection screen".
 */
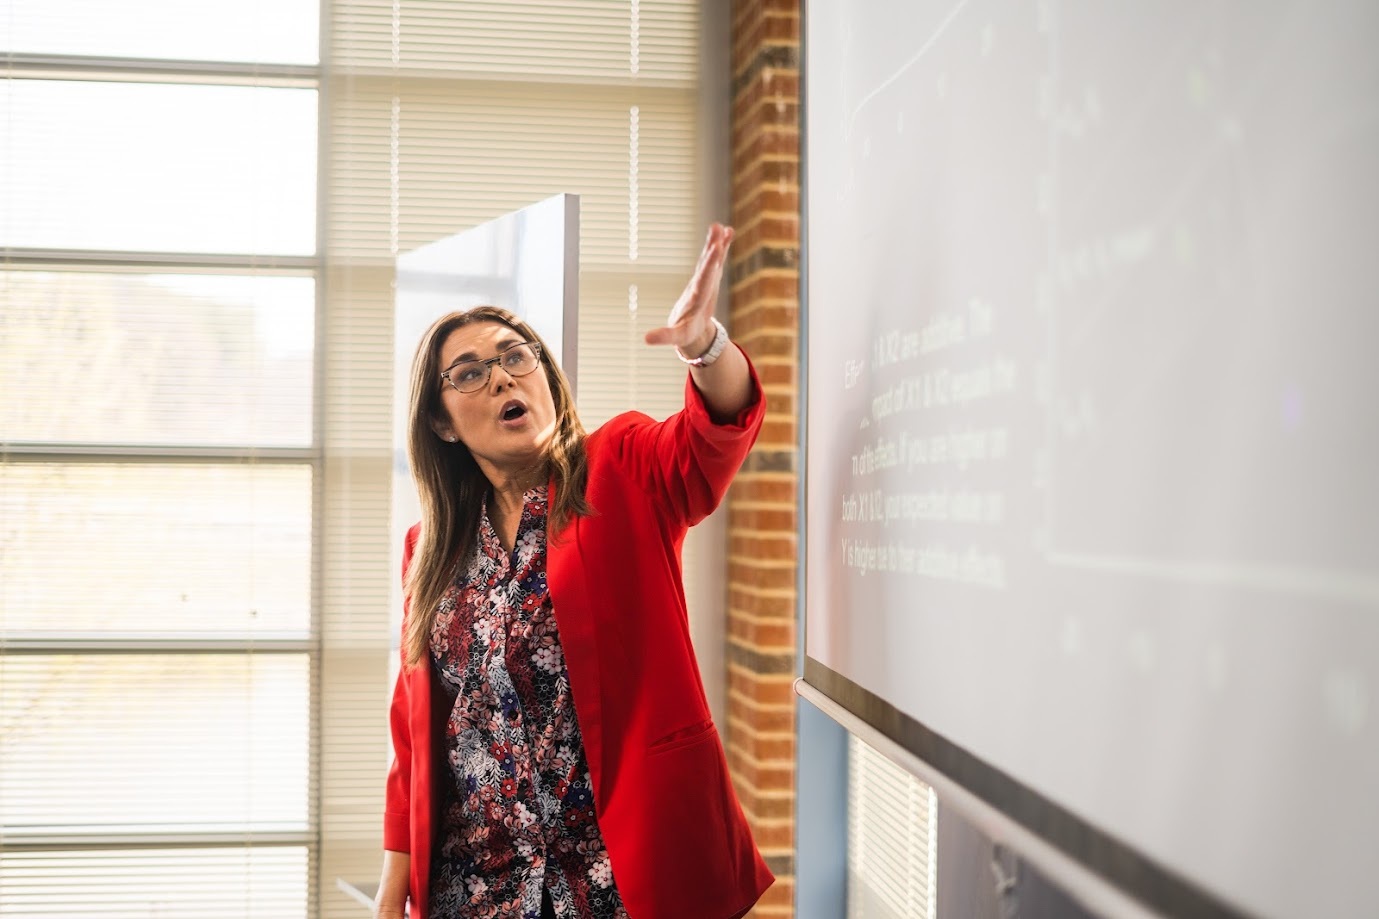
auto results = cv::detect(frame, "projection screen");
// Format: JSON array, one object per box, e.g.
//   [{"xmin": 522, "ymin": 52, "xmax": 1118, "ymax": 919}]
[{"xmin": 801, "ymin": 2, "xmax": 1379, "ymax": 917}]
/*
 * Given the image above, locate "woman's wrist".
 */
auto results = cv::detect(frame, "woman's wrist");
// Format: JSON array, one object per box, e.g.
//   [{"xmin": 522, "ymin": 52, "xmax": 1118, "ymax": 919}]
[
  {"xmin": 374, "ymin": 849, "xmax": 410, "ymax": 916},
  {"xmin": 676, "ymin": 319, "xmax": 729, "ymax": 367},
  {"xmin": 685, "ymin": 326, "xmax": 717, "ymax": 358}
]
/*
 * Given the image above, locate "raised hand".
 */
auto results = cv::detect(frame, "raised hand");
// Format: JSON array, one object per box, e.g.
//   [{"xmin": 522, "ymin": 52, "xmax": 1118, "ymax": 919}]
[{"xmin": 644, "ymin": 223, "xmax": 734, "ymax": 358}]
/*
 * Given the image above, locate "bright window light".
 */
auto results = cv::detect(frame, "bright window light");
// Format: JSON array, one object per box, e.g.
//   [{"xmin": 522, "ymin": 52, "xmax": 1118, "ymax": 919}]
[
  {"xmin": 0, "ymin": 80, "xmax": 317, "ymax": 255},
  {"xmin": 0, "ymin": 271, "xmax": 315, "ymax": 447},
  {"xmin": 0, "ymin": 0, "xmax": 320, "ymax": 64}
]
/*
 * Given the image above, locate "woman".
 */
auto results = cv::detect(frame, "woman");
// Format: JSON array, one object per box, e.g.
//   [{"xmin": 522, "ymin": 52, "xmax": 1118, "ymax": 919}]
[{"xmin": 376, "ymin": 224, "xmax": 775, "ymax": 919}]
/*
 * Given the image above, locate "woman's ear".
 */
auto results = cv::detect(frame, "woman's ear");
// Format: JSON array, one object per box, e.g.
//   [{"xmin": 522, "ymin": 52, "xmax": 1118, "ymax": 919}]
[{"xmin": 429, "ymin": 416, "xmax": 458, "ymax": 444}]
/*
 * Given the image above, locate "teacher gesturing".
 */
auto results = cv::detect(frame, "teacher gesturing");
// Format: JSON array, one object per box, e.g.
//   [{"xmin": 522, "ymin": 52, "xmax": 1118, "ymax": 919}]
[{"xmin": 375, "ymin": 224, "xmax": 774, "ymax": 919}]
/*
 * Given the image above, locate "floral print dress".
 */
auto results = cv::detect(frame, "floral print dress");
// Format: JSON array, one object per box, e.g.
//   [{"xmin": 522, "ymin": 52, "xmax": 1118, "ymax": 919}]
[{"xmin": 428, "ymin": 486, "xmax": 628, "ymax": 919}]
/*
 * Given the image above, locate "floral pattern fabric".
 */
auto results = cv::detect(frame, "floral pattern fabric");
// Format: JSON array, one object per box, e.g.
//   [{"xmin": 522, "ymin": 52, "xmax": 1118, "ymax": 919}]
[{"xmin": 428, "ymin": 486, "xmax": 627, "ymax": 919}]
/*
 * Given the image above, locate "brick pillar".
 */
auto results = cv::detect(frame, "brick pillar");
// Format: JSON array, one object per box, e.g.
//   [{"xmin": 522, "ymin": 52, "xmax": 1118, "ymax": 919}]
[{"xmin": 728, "ymin": 1, "xmax": 801, "ymax": 916}]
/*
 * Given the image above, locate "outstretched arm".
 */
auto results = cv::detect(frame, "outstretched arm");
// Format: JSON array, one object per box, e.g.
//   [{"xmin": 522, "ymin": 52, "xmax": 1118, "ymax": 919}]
[{"xmin": 644, "ymin": 223, "xmax": 755, "ymax": 423}]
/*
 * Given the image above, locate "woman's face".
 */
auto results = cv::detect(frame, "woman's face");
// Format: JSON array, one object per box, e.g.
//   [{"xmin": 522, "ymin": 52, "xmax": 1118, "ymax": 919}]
[{"xmin": 432, "ymin": 321, "xmax": 559, "ymax": 476}]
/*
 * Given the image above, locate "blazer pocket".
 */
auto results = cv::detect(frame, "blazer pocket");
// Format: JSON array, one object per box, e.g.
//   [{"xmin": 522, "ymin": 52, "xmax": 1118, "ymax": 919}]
[{"xmin": 647, "ymin": 718, "xmax": 717, "ymax": 756}]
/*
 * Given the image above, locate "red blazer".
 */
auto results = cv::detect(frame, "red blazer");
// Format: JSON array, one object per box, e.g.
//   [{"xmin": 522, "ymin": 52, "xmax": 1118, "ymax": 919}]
[{"xmin": 385, "ymin": 355, "xmax": 775, "ymax": 919}]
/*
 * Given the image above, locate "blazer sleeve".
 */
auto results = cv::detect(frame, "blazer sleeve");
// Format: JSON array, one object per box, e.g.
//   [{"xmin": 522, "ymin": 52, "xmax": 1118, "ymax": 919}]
[
  {"xmin": 605, "ymin": 344, "xmax": 766, "ymax": 527},
  {"xmin": 382, "ymin": 524, "xmax": 421, "ymax": 852}
]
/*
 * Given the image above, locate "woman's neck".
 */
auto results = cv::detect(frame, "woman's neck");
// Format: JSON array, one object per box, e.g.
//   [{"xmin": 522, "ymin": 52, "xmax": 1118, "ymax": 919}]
[{"xmin": 483, "ymin": 460, "xmax": 548, "ymax": 544}]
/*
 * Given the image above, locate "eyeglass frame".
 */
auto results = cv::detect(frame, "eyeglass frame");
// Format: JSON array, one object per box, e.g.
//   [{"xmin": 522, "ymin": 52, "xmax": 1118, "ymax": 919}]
[{"xmin": 439, "ymin": 340, "xmax": 544, "ymax": 394}]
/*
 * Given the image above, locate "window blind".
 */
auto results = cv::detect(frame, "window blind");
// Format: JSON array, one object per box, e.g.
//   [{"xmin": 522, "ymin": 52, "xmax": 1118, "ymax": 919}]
[
  {"xmin": 0, "ymin": 847, "xmax": 310, "ymax": 918},
  {"xmin": 0, "ymin": 271, "xmax": 315, "ymax": 447},
  {"xmin": 848, "ymin": 733, "xmax": 939, "ymax": 919},
  {"xmin": 0, "ymin": 463, "xmax": 312, "ymax": 635},
  {"xmin": 330, "ymin": 0, "xmax": 696, "ymax": 84},
  {"xmin": 0, "ymin": 654, "xmax": 310, "ymax": 833},
  {"xmin": 1, "ymin": 4, "xmax": 321, "ymax": 914}
]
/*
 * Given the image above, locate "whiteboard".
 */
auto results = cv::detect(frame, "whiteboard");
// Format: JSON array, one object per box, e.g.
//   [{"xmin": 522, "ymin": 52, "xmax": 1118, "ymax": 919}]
[{"xmin": 802, "ymin": 2, "xmax": 1379, "ymax": 917}]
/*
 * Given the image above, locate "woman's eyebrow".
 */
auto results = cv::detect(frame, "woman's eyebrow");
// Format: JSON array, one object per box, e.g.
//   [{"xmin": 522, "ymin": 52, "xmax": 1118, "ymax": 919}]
[{"xmin": 446, "ymin": 338, "xmax": 524, "ymax": 367}]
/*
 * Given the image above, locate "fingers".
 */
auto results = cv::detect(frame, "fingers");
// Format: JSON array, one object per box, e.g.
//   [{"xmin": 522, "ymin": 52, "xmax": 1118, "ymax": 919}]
[
  {"xmin": 695, "ymin": 224, "xmax": 728, "ymax": 278},
  {"xmin": 691, "ymin": 224, "xmax": 726, "ymax": 281},
  {"xmin": 644, "ymin": 224, "xmax": 734, "ymax": 348},
  {"xmin": 694, "ymin": 225, "xmax": 732, "ymax": 288},
  {"xmin": 702, "ymin": 223, "xmax": 733, "ymax": 262},
  {"xmin": 690, "ymin": 228, "xmax": 731, "ymax": 316},
  {"xmin": 708, "ymin": 224, "xmax": 734, "ymax": 265},
  {"xmin": 701, "ymin": 225, "xmax": 733, "ymax": 305},
  {"xmin": 681, "ymin": 225, "xmax": 733, "ymax": 317}
]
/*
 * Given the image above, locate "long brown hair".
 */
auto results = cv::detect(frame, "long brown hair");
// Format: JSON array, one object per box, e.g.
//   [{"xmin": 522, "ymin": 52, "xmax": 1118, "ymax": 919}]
[{"xmin": 401, "ymin": 306, "xmax": 591, "ymax": 667}]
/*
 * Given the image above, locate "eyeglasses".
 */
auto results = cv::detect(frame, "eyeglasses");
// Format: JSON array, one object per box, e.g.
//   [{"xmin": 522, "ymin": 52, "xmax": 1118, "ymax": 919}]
[{"xmin": 440, "ymin": 341, "xmax": 543, "ymax": 394}]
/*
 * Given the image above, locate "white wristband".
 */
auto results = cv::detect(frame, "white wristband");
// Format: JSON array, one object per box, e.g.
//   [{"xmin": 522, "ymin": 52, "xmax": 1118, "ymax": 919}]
[{"xmin": 676, "ymin": 318, "xmax": 729, "ymax": 368}]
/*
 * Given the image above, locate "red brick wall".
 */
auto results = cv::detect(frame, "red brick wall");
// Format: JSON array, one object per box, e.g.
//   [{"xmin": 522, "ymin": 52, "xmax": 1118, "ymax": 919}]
[{"xmin": 728, "ymin": 1, "xmax": 801, "ymax": 915}]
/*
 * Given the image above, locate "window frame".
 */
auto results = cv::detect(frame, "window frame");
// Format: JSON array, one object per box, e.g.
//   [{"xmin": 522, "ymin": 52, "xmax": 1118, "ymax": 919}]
[{"xmin": 0, "ymin": 49, "xmax": 326, "ymax": 918}]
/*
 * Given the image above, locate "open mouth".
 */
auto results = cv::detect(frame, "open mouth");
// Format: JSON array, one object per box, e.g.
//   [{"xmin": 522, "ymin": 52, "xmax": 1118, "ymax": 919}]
[{"xmin": 500, "ymin": 401, "xmax": 528, "ymax": 422}]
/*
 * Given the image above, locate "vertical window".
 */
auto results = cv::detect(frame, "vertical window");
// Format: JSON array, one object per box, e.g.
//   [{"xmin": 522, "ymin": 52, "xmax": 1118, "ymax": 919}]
[
  {"xmin": 0, "ymin": 3, "xmax": 321, "ymax": 916},
  {"xmin": 848, "ymin": 735, "xmax": 939, "ymax": 919}
]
